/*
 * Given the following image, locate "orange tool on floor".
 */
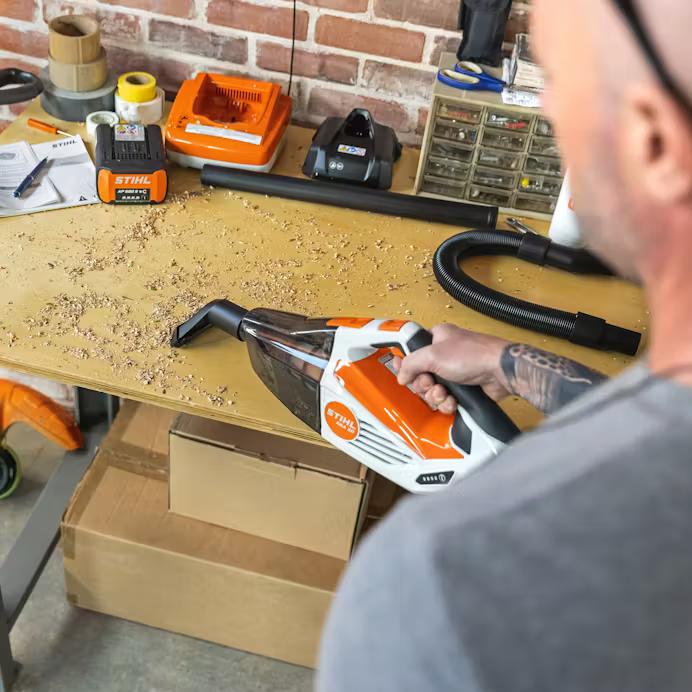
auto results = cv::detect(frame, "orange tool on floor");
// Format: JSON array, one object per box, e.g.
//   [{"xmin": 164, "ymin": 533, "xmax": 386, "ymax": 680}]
[{"xmin": 0, "ymin": 380, "xmax": 83, "ymax": 499}]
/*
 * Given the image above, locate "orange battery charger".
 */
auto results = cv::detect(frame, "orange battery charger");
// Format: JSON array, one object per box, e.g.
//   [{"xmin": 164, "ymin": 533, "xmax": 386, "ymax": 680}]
[{"xmin": 165, "ymin": 73, "xmax": 292, "ymax": 173}]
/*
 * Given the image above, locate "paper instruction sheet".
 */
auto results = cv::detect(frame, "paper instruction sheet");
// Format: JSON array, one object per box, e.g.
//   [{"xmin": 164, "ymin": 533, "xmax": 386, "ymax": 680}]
[
  {"xmin": 0, "ymin": 141, "xmax": 59, "ymax": 213},
  {"xmin": 0, "ymin": 135, "xmax": 98, "ymax": 217}
]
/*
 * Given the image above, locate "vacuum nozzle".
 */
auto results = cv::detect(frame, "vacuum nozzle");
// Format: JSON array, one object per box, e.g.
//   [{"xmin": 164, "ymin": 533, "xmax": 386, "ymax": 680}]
[{"xmin": 171, "ymin": 299, "xmax": 248, "ymax": 347}]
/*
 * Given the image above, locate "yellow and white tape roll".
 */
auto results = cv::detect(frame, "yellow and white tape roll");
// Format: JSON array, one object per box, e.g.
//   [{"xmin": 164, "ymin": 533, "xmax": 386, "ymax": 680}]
[
  {"xmin": 85, "ymin": 110, "xmax": 119, "ymax": 141},
  {"xmin": 117, "ymin": 72, "xmax": 157, "ymax": 103},
  {"xmin": 115, "ymin": 86, "xmax": 164, "ymax": 124}
]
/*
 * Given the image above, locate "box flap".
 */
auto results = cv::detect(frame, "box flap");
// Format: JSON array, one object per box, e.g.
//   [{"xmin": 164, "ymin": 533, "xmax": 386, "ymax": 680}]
[
  {"xmin": 65, "ymin": 449, "xmax": 344, "ymax": 592},
  {"xmin": 102, "ymin": 402, "xmax": 176, "ymax": 477},
  {"xmin": 171, "ymin": 413, "xmax": 366, "ymax": 481}
]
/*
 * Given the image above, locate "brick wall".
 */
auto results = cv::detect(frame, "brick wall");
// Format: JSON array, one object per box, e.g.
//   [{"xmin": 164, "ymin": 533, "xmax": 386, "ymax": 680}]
[{"xmin": 0, "ymin": 0, "xmax": 530, "ymax": 144}]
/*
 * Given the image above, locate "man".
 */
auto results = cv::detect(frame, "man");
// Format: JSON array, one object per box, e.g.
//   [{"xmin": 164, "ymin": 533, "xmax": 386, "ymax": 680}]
[{"xmin": 317, "ymin": 1, "xmax": 692, "ymax": 690}]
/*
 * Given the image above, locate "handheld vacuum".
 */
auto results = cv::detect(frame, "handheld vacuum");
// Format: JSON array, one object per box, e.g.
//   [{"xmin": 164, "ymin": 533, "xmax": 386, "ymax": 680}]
[{"xmin": 171, "ymin": 301, "xmax": 519, "ymax": 493}]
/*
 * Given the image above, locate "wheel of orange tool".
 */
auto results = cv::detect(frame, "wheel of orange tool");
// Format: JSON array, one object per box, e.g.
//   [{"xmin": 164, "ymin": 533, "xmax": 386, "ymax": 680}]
[{"xmin": 0, "ymin": 446, "xmax": 21, "ymax": 499}]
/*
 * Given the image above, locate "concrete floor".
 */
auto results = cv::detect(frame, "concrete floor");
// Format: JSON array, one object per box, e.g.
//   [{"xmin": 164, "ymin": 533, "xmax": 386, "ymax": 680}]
[{"xmin": 1, "ymin": 426, "xmax": 314, "ymax": 692}]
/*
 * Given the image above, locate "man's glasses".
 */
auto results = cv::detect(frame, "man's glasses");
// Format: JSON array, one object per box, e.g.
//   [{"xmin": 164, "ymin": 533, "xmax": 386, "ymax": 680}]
[{"xmin": 611, "ymin": 0, "xmax": 691, "ymax": 113}]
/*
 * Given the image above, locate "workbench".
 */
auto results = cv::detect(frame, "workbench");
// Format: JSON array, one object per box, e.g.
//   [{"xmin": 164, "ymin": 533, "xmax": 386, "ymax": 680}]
[{"xmin": 0, "ymin": 100, "xmax": 647, "ymax": 689}]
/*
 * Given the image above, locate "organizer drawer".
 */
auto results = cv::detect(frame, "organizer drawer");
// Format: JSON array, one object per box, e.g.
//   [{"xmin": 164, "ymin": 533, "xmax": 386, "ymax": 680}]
[
  {"xmin": 519, "ymin": 174, "xmax": 563, "ymax": 196},
  {"xmin": 477, "ymin": 147, "xmax": 523, "ymax": 171},
  {"xmin": 437, "ymin": 100, "xmax": 483, "ymax": 125},
  {"xmin": 468, "ymin": 184, "xmax": 512, "ymax": 206},
  {"xmin": 429, "ymin": 138, "xmax": 475, "ymax": 163},
  {"xmin": 433, "ymin": 118, "xmax": 479, "ymax": 144},
  {"xmin": 515, "ymin": 192, "xmax": 558, "ymax": 214},
  {"xmin": 528, "ymin": 136, "xmax": 560, "ymax": 157},
  {"xmin": 485, "ymin": 109, "xmax": 532, "ymax": 132},
  {"xmin": 422, "ymin": 174, "xmax": 467, "ymax": 198},
  {"xmin": 525, "ymin": 154, "xmax": 562, "ymax": 176},
  {"xmin": 481, "ymin": 129, "xmax": 527, "ymax": 151},
  {"xmin": 472, "ymin": 167, "xmax": 517, "ymax": 191},
  {"xmin": 535, "ymin": 118, "xmax": 555, "ymax": 137},
  {"xmin": 425, "ymin": 156, "xmax": 470, "ymax": 181}
]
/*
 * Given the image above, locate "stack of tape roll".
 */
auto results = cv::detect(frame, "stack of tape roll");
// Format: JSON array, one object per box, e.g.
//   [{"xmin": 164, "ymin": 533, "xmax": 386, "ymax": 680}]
[
  {"xmin": 115, "ymin": 72, "xmax": 164, "ymax": 124},
  {"xmin": 41, "ymin": 15, "xmax": 116, "ymax": 122}
]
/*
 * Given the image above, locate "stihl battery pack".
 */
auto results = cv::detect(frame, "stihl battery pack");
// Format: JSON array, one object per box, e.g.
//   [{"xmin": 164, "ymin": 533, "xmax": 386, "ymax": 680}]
[{"xmin": 95, "ymin": 123, "xmax": 168, "ymax": 204}]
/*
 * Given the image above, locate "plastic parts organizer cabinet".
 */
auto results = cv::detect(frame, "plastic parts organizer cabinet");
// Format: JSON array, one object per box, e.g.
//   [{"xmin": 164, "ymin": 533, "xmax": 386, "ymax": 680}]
[{"xmin": 415, "ymin": 53, "xmax": 564, "ymax": 220}]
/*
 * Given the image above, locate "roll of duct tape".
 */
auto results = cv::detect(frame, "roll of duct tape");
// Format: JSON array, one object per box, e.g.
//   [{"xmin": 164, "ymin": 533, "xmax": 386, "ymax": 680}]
[
  {"xmin": 40, "ymin": 67, "xmax": 116, "ymax": 123},
  {"xmin": 48, "ymin": 15, "xmax": 101, "ymax": 65},
  {"xmin": 49, "ymin": 50, "xmax": 108, "ymax": 92},
  {"xmin": 115, "ymin": 86, "xmax": 164, "ymax": 124},
  {"xmin": 86, "ymin": 110, "xmax": 119, "ymax": 141},
  {"xmin": 117, "ymin": 72, "xmax": 157, "ymax": 103}
]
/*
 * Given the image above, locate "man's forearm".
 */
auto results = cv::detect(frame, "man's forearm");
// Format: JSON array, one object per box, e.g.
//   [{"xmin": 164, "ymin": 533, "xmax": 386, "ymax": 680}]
[{"xmin": 499, "ymin": 344, "xmax": 607, "ymax": 415}]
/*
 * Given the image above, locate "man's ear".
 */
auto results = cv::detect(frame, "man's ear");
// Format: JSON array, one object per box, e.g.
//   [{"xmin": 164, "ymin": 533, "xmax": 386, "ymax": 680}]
[{"xmin": 622, "ymin": 84, "xmax": 692, "ymax": 204}]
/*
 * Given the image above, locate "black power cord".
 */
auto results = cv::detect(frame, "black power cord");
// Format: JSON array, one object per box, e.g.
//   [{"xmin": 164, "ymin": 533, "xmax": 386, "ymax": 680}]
[{"xmin": 288, "ymin": 0, "xmax": 297, "ymax": 97}]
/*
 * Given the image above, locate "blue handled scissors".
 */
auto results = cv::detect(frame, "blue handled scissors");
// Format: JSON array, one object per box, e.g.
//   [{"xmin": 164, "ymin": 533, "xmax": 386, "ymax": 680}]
[{"xmin": 436, "ymin": 61, "xmax": 505, "ymax": 93}]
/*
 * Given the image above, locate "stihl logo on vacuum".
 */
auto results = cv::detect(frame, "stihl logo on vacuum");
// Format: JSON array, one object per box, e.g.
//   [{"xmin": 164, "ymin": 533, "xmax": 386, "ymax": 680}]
[
  {"xmin": 115, "ymin": 175, "xmax": 151, "ymax": 185},
  {"xmin": 324, "ymin": 401, "xmax": 359, "ymax": 441}
]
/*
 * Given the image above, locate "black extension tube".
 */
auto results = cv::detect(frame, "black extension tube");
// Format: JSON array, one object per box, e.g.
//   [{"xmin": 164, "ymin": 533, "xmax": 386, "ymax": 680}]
[
  {"xmin": 434, "ymin": 230, "xmax": 642, "ymax": 355},
  {"xmin": 201, "ymin": 166, "xmax": 498, "ymax": 230}
]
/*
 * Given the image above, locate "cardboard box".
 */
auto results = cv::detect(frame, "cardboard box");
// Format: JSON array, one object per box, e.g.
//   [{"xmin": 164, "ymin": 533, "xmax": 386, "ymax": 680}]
[
  {"xmin": 63, "ymin": 403, "xmax": 345, "ymax": 668},
  {"xmin": 169, "ymin": 414, "xmax": 371, "ymax": 559}
]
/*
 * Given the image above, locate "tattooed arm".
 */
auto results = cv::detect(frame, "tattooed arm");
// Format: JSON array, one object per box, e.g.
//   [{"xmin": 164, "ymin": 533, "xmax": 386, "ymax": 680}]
[
  {"xmin": 396, "ymin": 324, "xmax": 607, "ymax": 416},
  {"xmin": 500, "ymin": 344, "xmax": 607, "ymax": 415}
]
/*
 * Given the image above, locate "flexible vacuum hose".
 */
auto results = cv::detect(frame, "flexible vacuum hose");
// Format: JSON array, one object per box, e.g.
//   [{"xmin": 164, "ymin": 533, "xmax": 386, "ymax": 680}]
[{"xmin": 434, "ymin": 230, "xmax": 641, "ymax": 355}]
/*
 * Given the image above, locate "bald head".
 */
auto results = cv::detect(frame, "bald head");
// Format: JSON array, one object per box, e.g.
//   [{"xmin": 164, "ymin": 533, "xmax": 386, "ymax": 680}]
[
  {"xmin": 532, "ymin": 0, "xmax": 692, "ymax": 281},
  {"xmin": 638, "ymin": 0, "xmax": 692, "ymax": 105}
]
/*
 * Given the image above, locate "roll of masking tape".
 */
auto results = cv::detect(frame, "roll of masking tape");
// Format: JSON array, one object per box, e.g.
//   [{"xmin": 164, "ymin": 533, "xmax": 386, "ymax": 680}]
[
  {"xmin": 49, "ymin": 50, "xmax": 108, "ymax": 92},
  {"xmin": 48, "ymin": 15, "xmax": 101, "ymax": 65},
  {"xmin": 115, "ymin": 86, "xmax": 164, "ymax": 124},
  {"xmin": 117, "ymin": 72, "xmax": 157, "ymax": 103},
  {"xmin": 86, "ymin": 110, "xmax": 119, "ymax": 141}
]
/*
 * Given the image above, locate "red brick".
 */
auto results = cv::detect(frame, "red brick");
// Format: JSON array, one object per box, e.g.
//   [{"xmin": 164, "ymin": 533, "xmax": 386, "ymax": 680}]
[
  {"xmin": 106, "ymin": 47, "xmax": 193, "ymax": 93},
  {"xmin": 429, "ymin": 35, "xmax": 459, "ymax": 66},
  {"xmin": 316, "ymin": 16, "xmax": 425, "ymax": 62},
  {"xmin": 257, "ymin": 42, "xmax": 358, "ymax": 85},
  {"xmin": 374, "ymin": 0, "xmax": 459, "ymax": 30},
  {"xmin": 506, "ymin": 6, "xmax": 530, "ymax": 43},
  {"xmin": 3, "ymin": 0, "xmax": 35, "ymax": 21},
  {"xmin": 0, "ymin": 24, "xmax": 48, "ymax": 58},
  {"xmin": 0, "ymin": 119, "xmax": 12, "ymax": 133},
  {"xmin": 0, "ymin": 56, "xmax": 43, "ymax": 73},
  {"xmin": 43, "ymin": 2, "xmax": 142, "ymax": 42},
  {"xmin": 297, "ymin": 0, "xmax": 367, "ymax": 11},
  {"xmin": 362, "ymin": 61, "xmax": 434, "ymax": 101},
  {"xmin": 416, "ymin": 107, "xmax": 429, "ymax": 136},
  {"xmin": 208, "ymin": 1, "xmax": 308, "ymax": 41},
  {"xmin": 150, "ymin": 20, "xmax": 247, "ymax": 64},
  {"xmin": 308, "ymin": 86, "xmax": 410, "ymax": 133},
  {"xmin": 98, "ymin": 0, "xmax": 193, "ymax": 19}
]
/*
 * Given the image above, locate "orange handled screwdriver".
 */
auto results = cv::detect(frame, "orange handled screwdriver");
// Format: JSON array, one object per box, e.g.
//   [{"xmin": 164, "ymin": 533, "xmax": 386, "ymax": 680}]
[{"xmin": 27, "ymin": 118, "xmax": 71, "ymax": 137}]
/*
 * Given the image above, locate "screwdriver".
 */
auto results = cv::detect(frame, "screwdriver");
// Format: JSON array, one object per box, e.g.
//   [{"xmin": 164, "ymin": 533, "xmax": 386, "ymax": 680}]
[{"xmin": 27, "ymin": 118, "xmax": 71, "ymax": 137}]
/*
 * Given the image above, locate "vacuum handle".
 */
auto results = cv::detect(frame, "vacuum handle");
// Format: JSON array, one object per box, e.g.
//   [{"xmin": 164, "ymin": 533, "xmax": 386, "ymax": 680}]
[{"xmin": 405, "ymin": 329, "xmax": 520, "ymax": 444}]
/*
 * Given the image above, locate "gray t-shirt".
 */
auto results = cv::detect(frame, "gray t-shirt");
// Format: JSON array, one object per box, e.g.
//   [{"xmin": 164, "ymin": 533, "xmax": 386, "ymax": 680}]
[{"xmin": 317, "ymin": 364, "xmax": 692, "ymax": 692}]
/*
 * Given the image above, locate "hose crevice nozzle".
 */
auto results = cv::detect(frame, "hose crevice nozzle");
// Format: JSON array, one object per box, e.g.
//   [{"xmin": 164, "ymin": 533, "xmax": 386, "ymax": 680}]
[{"xmin": 171, "ymin": 299, "xmax": 248, "ymax": 347}]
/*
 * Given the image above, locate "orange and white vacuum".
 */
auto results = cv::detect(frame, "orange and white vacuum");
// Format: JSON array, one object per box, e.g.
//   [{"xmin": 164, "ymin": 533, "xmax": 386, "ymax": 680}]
[
  {"xmin": 165, "ymin": 73, "xmax": 292, "ymax": 173},
  {"xmin": 172, "ymin": 301, "xmax": 519, "ymax": 493}
]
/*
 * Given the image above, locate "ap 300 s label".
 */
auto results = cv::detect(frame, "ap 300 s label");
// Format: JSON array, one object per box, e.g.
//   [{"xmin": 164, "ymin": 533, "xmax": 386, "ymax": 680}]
[{"xmin": 337, "ymin": 144, "xmax": 367, "ymax": 157}]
